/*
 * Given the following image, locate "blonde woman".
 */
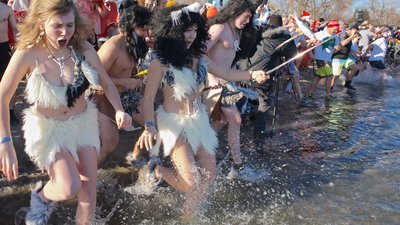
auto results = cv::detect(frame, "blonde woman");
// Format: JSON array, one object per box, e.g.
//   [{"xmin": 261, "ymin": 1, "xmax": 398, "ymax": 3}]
[{"xmin": 0, "ymin": 0, "xmax": 131, "ymax": 224}]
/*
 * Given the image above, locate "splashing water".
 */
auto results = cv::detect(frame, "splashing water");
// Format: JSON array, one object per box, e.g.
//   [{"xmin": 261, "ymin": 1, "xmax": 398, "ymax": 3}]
[{"xmin": 124, "ymin": 165, "xmax": 161, "ymax": 196}]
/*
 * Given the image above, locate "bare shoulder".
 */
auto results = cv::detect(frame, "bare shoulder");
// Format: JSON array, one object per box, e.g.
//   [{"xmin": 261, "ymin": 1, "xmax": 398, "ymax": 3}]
[
  {"xmin": 14, "ymin": 47, "xmax": 36, "ymax": 67},
  {"xmin": 103, "ymin": 35, "xmax": 124, "ymax": 49},
  {"xmin": 209, "ymin": 24, "xmax": 226, "ymax": 36}
]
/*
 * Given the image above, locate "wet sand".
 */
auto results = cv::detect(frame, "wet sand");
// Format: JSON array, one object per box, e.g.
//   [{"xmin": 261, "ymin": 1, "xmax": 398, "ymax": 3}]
[{"xmin": 0, "ymin": 68, "xmax": 328, "ymax": 224}]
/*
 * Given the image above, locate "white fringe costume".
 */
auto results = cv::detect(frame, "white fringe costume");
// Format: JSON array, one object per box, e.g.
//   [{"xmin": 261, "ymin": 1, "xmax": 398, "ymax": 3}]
[
  {"xmin": 23, "ymin": 52, "xmax": 100, "ymax": 170},
  {"xmin": 151, "ymin": 62, "xmax": 218, "ymax": 157}
]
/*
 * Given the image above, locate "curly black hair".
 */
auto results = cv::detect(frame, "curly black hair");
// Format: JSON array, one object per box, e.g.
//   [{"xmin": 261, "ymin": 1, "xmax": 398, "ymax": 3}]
[
  {"xmin": 118, "ymin": 5, "xmax": 151, "ymax": 60},
  {"xmin": 209, "ymin": 0, "xmax": 256, "ymax": 61},
  {"xmin": 151, "ymin": 6, "xmax": 209, "ymax": 69}
]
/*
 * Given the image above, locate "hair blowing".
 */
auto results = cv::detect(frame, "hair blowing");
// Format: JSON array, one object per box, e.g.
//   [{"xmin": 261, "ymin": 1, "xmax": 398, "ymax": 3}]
[
  {"xmin": 209, "ymin": 0, "xmax": 256, "ymax": 60},
  {"xmin": 17, "ymin": 0, "xmax": 90, "ymax": 51}
]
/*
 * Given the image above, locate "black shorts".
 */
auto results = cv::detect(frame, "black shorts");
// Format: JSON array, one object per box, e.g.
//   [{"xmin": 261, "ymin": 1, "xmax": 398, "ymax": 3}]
[
  {"xmin": 369, "ymin": 60, "xmax": 386, "ymax": 70},
  {"xmin": 0, "ymin": 42, "xmax": 12, "ymax": 81}
]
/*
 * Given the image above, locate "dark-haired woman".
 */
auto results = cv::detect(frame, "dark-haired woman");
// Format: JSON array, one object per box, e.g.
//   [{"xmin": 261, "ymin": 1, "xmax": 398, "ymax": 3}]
[{"xmin": 137, "ymin": 4, "xmax": 268, "ymax": 221}]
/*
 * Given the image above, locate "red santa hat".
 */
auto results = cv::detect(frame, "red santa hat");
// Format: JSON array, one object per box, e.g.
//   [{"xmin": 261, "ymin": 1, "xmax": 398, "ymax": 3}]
[
  {"xmin": 302, "ymin": 11, "xmax": 311, "ymax": 19},
  {"xmin": 327, "ymin": 19, "xmax": 339, "ymax": 28}
]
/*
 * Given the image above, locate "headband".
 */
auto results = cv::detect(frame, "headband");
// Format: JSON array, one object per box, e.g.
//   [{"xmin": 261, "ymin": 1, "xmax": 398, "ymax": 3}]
[{"xmin": 170, "ymin": 2, "xmax": 202, "ymax": 26}]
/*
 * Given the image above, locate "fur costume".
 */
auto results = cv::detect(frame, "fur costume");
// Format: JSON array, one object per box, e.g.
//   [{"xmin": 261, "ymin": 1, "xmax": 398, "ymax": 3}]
[
  {"xmin": 23, "ymin": 49, "xmax": 101, "ymax": 170},
  {"xmin": 26, "ymin": 49, "xmax": 100, "ymax": 109},
  {"xmin": 152, "ymin": 100, "xmax": 218, "ymax": 157},
  {"xmin": 25, "ymin": 181, "xmax": 55, "ymax": 225},
  {"xmin": 22, "ymin": 102, "xmax": 100, "ymax": 170},
  {"xmin": 151, "ymin": 61, "xmax": 217, "ymax": 157}
]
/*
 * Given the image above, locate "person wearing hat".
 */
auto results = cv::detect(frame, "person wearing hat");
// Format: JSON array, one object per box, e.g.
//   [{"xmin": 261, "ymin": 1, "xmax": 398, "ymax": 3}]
[{"xmin": 305, "ymin": 19, "xmax": 342, "ymax": 97}]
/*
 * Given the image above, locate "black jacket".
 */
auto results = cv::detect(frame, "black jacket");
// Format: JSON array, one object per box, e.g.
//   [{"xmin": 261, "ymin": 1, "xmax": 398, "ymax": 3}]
[{"xmin": 246, "ymin": 25, "xmax": 298, "ymax": 74}]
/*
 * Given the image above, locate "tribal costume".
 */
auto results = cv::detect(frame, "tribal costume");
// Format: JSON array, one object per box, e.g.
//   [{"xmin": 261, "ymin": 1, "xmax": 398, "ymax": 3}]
[
  {"xmin": 22, "ymin": 48, "xmax": 100, "ymax": 170},
  {"xmin": 152, "ymin": 57, "xmax": 218, "ymax": 157}
]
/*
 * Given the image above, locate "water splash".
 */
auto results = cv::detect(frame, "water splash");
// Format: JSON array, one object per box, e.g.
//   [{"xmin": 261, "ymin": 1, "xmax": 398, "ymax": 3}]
[{"xmin": 124, "ymin": 165, "xmax": 161, "ymax": 196}]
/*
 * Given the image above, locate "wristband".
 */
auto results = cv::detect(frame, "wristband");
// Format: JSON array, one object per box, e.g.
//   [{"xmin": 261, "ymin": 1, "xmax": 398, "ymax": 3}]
[
  {"xmin": 0, "ymin": 136, "xmax": 12, "ymax": 144},
  {"xmin": 144, "ymin": 121, "xmax": 155, "ymax": 128}
]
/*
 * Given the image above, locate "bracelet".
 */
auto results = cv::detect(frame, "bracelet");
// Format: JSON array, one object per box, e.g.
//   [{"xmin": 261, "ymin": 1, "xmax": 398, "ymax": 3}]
[
  {"xmin": 144, "ymin": 121, "xmax": 155, "ymax": 128},
  {"xmin": 0, "ymin": 136, "xmax": 12, "ymax": 144}
]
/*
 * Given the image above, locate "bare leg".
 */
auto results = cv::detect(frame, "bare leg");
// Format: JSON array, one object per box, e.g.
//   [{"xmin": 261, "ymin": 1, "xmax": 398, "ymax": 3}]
[
  {"xmin": 75, "ymin": 147, "xmax": 98, "ymax": 225},
  {"xmin": 40, "ymin": 150, "xmax": 82, "ymax": 202},
  {"xmin": 211, "ymin": 112, "xmax": 227, "ymax": 133},
  {"xmin": 331, "ymin": 75, "xmax": 340, "ymax": 88},
  {"xmin": 291, "ymin": 73, "xmax": 303, "ymax": 100},
  {"xmin": 221, "ymin": 106, "xmax": 242, "ymax": 165},
  {"xmin": 306, "ymin": 76, "xmax": 322, "ymax": 95},
  {"xmin": 97, "ymin": 112, "xmax": 119, "ymax": 165},
  {"xmin": 155, "ymin": 136, "xmax": 198, "ymax": 192},
  {"xmin": 131, "ymin": 99, "xmax": 145, "ymax": 127},
  {"xmin": 155, "ymin": 137, "xmax": 216, "ymax": 222},
  {"xmin": 181, "ymin": 146, "xmax": 216, "ymax": 222},
  {"xmin": 325, "ymin": 76, "xmax": 333, "ymax": 96},
  {"xmin": 131, "ymin": 100, "xmax": 148, "ymax": 161},
  {"xmin": 346, "ymin": 64, "xmax": 358, "ymax": 81}
]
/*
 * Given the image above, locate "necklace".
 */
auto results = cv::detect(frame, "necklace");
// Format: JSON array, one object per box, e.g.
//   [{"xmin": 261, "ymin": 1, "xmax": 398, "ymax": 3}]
[
  {"xmin": 45, "ymin": 44, "xmax": 72, "ymax": 78},
  {"xmin": 228, "ymin": 21, "xmax": 241, "ymax": 52}
]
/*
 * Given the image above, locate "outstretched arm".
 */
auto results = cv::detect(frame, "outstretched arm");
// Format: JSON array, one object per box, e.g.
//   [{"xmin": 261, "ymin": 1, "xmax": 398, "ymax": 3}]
[
  {"xmin": 206, "ymin": 55, "xmax": 269, "ymax": 83},
  {"xmin": 84, "ymin": 41, "xmax": 132, "ymax": 129}
]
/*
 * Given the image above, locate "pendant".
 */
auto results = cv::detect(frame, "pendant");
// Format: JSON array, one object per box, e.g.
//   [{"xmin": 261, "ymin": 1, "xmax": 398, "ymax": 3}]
[
  {"xmin": 57, "ymin": 57, "xmax": 66, "ymax": 77},
  {"xmin": 234, "ymin": 40, "xmax": 241, "ymax": 52}
]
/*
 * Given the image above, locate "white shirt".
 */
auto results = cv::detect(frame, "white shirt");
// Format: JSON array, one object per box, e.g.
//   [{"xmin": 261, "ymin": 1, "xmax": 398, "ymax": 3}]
[
  {"xmin": 314, "ymin": 30, "xmax": 339, "ymax": 62},
  {"xmin": 359, "ymin": 29, "xmax": 373, "ymax": 53},
  {"xmin": 369, "ymin": 37, "xmax": 388, "ymax": 62}
]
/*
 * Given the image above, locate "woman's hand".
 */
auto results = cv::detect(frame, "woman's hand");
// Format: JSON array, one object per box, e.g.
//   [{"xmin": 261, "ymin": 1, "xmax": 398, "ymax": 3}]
[
  {"xmin": 138, "ymin": 126, "xmax": 158, "ymax": 150},
  {"xmin": 251, "ymin": 70, "xmax": 270, "ymax": 84},
  {"xmin": 0, "ymin": 143, "xmax": 19, "ymax": 181},
  {"xmin": 115, "ymin": 110, "xmax": 132, "ymax": 129}
]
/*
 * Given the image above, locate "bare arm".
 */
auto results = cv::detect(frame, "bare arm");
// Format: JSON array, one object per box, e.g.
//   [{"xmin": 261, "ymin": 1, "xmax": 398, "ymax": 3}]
[
  {"xmin": 138, "ymin": 59, "xmax": 164, "ymax": 150},
  {"xmin": 7, "ymin": 7, "xmax": 17, "ymax": 39},
  {"xmin": 83, "ymin": 41, "xmax": 131, "ymax": 129},
  {"xmin": 98, "ymin": 39, "xmax": 142, "ymax": 89},
  {"xmin": 97, "ymin": 39, "xmax": 118, "ymax": 72},
  {"xmin": 206, "ymin": 55, "xmax": 269, "ymax": 83},
  {"xmin": 0, "ymin": 49, "xmax": 30, "ymax": 139},
  {"xmin": 0, "ymin": 49, "xmax": 31, "ymax": 181}
]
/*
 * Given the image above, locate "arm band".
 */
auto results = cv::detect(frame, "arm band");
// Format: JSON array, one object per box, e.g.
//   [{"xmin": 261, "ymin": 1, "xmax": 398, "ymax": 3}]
[{"xmin": 0, "ymin": 136, "xmax": 12, "ymax": 143}]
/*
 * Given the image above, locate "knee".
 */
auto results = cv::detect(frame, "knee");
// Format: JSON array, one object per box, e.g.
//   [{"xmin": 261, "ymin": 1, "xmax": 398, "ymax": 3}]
[
  {"xmin": 181, "ymin": 174, "xmax": 200, "ymax": 193},
  {"xmin": 227, "ymin": 115, "xmax": 241, "ymax": 127},
  {"xmin": 101, "ymin": 134, "xmax": 119, "ymax": 153},
  {"xmin": 56, "ymin": 178, "xmax": 82, "ymax": 200}
]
